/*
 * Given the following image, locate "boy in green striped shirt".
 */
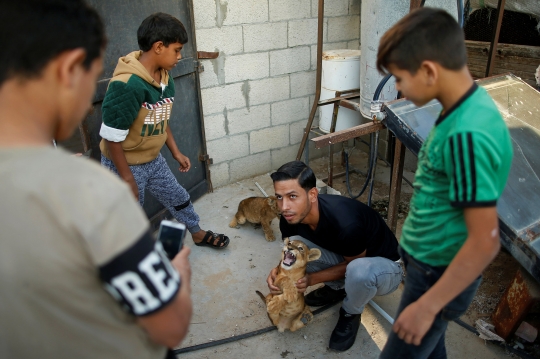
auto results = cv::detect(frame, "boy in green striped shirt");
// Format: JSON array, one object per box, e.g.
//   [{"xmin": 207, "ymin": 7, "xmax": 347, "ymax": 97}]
[{"xmin": 376, "ymin": 8, "xmax": 513, "ymax": 359}]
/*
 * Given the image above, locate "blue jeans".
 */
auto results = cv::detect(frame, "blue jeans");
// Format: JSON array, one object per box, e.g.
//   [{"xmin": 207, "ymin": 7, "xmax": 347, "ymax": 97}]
[
  {"xmin": 379, "ymin": 247, "xmax": 481, "ymax": 359},
  {"xmin": 291, "ymin": 236, "xmax": 404, "ymax": 315}
]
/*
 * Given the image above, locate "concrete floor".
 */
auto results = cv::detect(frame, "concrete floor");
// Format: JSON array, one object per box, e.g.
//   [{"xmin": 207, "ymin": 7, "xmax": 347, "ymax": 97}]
[{"xmin": 174, "ymin": 157, "xmax": 512, "ymax": 359}]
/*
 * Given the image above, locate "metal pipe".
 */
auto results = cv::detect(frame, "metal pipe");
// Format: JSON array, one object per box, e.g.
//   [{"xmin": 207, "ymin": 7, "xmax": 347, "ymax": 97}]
[
  {"xmin": 296, "ymin": 0, "xmax": 324, "ymax": 161},
  {"xmin": 485, "ymin": 0, "xmax": 506, "ymax": 77},
  {"xmin": 368, "ymin": 300, "xmax": 394, "ymax": 325}
]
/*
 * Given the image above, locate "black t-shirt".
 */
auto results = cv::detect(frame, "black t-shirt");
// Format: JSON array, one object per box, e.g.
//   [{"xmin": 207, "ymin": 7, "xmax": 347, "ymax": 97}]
[{"xmin": 280, "ymin": 194, "xmax": 399, "ymax": 260}]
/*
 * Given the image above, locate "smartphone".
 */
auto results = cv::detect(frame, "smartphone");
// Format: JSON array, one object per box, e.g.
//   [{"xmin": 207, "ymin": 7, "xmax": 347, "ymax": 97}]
[{"xmin": 157, "ymin": 220, "xmax": 186, "ymax": 259}]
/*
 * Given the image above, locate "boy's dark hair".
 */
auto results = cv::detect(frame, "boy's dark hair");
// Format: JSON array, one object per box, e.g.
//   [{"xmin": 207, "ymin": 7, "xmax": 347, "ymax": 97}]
[
  {"xmin": 377, "ymin": 7, "xmax": 467, "ymax": 74},
  {"xmin": 271, "ymin": 161, "xmax": 316, "ymax": 191},
  {"xmin": 0, "ymin": 0, "xmax": 105, "ymax": 86},
  {"xmin": 137, "ymin": 13, "xmax": 188, "ymax": 51}
]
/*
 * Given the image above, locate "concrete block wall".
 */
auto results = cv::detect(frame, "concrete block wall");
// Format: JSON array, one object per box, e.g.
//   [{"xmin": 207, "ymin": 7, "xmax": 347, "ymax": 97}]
[{"xmin": 193, "ymin": 0, "xmax": 361, "ymax": 188}]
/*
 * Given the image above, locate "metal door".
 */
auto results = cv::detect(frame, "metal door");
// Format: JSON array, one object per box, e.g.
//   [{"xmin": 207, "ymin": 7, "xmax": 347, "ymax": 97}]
[{"xmin": 83, "ymin": 0, "xmax": 210, "ymax": 227}]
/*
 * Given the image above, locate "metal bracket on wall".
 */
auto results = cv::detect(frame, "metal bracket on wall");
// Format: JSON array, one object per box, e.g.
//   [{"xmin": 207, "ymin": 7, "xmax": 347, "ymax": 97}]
[{"xmin": 194, "ymin": 51, "xmax": 220, "ymax": 73}]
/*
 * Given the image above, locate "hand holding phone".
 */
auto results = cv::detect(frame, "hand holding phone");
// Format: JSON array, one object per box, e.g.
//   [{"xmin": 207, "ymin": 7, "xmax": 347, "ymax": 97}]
[{"xmin": 157, "ymin": 220, "xmax": 187, "ymax": 259}]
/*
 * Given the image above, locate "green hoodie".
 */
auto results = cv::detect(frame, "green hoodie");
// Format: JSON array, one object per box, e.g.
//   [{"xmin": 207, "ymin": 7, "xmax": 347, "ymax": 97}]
[{"xmin": 99, "ymin": 51, "xmax": 174, "ymax": 165}]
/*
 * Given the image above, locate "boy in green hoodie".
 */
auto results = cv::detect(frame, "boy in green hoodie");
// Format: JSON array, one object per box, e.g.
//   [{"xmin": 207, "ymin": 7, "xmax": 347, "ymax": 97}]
[{"xmin": 99, "ymin": 13, "xmax": 229, "ymax": 249}]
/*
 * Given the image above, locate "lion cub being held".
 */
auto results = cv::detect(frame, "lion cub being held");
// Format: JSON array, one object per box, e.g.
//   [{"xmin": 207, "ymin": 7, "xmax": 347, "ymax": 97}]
[
  {"xmin": 264, "ymin": 238, "xmax": 321, "ymax": 332},
  {"xmin": 229, "ymin": 196, "xmax": 280, "ymax": 241}
]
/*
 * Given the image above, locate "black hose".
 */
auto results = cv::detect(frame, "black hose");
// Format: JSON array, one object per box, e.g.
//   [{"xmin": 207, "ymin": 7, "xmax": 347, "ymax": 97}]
[
  {"xmin": 345, "ymin": 135, "xmax": 374, "ymax": 199},
  {"xmin": 173, "ymin": 301, "xmax": 339, "ymax": 355}
]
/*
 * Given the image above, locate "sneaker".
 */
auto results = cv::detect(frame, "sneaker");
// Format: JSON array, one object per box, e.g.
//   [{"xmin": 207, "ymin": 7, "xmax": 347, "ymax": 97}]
[
  {"xmin": 328, "ymin": 307, "xmax": 361, "ymax": 351},
  {"xmin": 304, "ymin": 285, "xmax": 346, "ymax": 307}
]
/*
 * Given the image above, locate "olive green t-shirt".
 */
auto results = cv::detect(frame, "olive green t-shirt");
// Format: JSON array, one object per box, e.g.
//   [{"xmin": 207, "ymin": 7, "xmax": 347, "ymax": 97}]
[
  {"xmin": 0, "ymin": 147, "xmax": 181, "ymax": 359},
  {"xmin": 400, "ymin": 84, "xmax": 513, "ymax": 266}
]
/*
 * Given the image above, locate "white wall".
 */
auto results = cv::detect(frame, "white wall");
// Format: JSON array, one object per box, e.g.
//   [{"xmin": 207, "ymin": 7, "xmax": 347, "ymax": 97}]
[{"xmin": 193, "ymin": 0, "xmax": 361, "ymax": 187}]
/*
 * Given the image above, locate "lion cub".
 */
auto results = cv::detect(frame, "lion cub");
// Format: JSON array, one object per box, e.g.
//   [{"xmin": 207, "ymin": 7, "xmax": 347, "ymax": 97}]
[
  {"xmin": 229, "ymin": 196, "xmax": 280, "ymax": 241},
  {"xmin": 263, "ymin": 238, "xmax": 321, "ymax": 332}
]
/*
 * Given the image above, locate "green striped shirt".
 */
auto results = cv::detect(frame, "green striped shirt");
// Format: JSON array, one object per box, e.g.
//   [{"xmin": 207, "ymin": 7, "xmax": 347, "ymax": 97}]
[{"xmin": 400, "ymin": 84, "xmax": 513, "ymax": 266}]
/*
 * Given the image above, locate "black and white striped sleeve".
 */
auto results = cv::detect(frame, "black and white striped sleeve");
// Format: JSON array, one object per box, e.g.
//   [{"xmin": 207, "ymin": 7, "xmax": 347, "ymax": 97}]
[{"xmin": 99, "ymin": 230, "xmax": 181, "ymax": 316}]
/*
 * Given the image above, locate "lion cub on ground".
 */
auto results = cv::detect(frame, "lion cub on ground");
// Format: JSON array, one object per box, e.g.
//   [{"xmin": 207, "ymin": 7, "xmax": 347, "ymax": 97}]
[
  {"xmin": 229, "ymin": 196, "xmax": 280, "ymax": 241},
  {"xmin": 261, "ymin": 238, "xmax": 321, "ymax": 332}
]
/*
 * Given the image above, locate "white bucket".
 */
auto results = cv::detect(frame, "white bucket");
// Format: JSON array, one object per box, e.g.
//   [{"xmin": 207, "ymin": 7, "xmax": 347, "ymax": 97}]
[
  {"xmin": 319, "ymin": 49, "xmax": 362, "ymax": 133},
  {"xmin": 321, "ymin": 49, "xmax": 361, "ymax": 91},
  {"xmin": 319, "ymin": 87, "xmax": 362, "ymax": 133}
]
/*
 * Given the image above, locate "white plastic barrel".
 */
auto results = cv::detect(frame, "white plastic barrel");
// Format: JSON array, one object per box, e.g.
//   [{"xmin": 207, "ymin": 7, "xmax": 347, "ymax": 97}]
[
  {"xmin": 319, "ymin": 49, "xmax": 362, "ymax": 133},
  {"xmin": 359, "ymin": 0, "xmax": 458, "ymax": 119}
]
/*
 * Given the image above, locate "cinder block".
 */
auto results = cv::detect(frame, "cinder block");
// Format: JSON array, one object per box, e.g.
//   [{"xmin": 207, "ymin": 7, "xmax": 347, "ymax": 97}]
[
  {"xmin": 249, "ymin": 76, "xmax": 290, "ymax": 106},
  {"xmin": 288, "ymin": 19, "xmax": 321, "ymax": 47},
  {"xmin": 349, "ymin": 0, "xmax": 361, "ymax": 15},
  {"xmin": 225, "ymin": 52, "xmax": 269, "ymax": 83},
  {"xmin": 271, "ymin": 145, "xmax": 299, "ymax": 170},
  {"xmin": 244, "ymin": 23, "xmax": 288, "ymax": 52},
  {"xmin": 250, "ymin": 125, "xmax": 289, "ymax": 153},
  {"xmin": 207, "ymin": 134, "xmax": 249, "ymax": 164},
  {"xmin": 270, "ymin": 47, "xmax": 311, "ymax": 76},
  {"xmin": 208, "ymin": 162, "xmax": 230, "ymax": 189},
  {"xmin": 230, "ymin": 152, "xmax": 272, "ymax": 182},
  {"xmin": 271, "ymin": 97, "xmax": 309, "ymax": 125},
  {"xmin": 328, "ymin": 16, "xmax": 360, "ymax": 42},
  {"xmin": 196, "ymin": 26, "xmax": 243, "ymax": 55},
  {"xmin": 204, "ymin": 112, "xmax": 227, "ymax": 141},
  {"xmin": 228, "ymin": 104, "xmax": 271, "ymax": 135},
  {"xmin": 269, "ymin": 0, "xmax": 311, "ymax": 21},
  {"xmin": 348, "ymin": 39, "xmax": 360, "ymax": 50},
  {"xmin": 310, "ymin": 42, "xmax": 348, "ymax": 70},
  {"xmin": 193, "ymin": 0, "xmax": 217, "ymax": 29},
  {"xmin": 223, "ymin": 0, "xmax": 269, "ymax": 26},
  {"xmin": 311, "ymin": 0, "xmax": 349, "ymax": 17},
  {"xmin": 201, "ymin": 82, "xmax": 246, "ymax": 115},
  {"xmin": 290, "ymin": 120, "xmax": 308, "ymax": 145},
  {"xmin": 290, "ymin": 71, "xmax": 316, "ymax": 98},
  {"xmin": 198, "ymin": 60, "xmax": 220, "ymax": 89}
]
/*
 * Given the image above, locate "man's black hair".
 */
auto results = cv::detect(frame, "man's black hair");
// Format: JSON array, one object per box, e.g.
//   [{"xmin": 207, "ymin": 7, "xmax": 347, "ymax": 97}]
[
  {"xmin": 137, "ymin": 13, "xmax": 189, "ymax": 51},
  {"xmin": 0, "ymin": 0, "xmax": 105, "ymax": 86},
  {"xmin": 271, "ymin": 161, "xmax": 316, "ymax": 191}
]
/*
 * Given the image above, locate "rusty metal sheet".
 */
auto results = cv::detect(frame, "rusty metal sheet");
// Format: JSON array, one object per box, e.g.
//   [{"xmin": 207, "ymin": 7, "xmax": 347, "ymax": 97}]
[{"xmin": 492, "ymin": 269, "xmax": 540, "ymax": 339}]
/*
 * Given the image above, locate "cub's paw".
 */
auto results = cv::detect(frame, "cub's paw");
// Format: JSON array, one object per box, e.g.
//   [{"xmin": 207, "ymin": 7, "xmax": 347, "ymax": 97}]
[
  {"xmin": 300, "ymin": 311, "xmax": 313, "ymax": 325},
  {"xmin": 265, "ymin": 234, "xmax": 276, "ymax": 242}
]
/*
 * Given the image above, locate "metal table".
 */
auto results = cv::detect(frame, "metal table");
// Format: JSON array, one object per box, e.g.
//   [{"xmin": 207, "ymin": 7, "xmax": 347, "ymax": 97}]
[{"xmin": 384, "ymin": 73, "xmax": 540, "ymax": 282}]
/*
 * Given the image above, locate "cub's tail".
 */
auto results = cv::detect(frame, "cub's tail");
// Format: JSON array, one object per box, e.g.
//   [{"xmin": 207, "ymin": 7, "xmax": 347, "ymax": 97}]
[{"xmin": 255, "ymin": 290, "xmax": 267, "ymax": 304}]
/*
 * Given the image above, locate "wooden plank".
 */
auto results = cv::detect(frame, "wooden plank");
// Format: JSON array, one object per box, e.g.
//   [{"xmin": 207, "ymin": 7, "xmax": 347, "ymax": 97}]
[
  {"xmin": 466, "ymin": 40, "xmax": 540, "ymax": 59},
  {"xmin": 311, "ymin": 122, "xmax": 384, "ymax": 149}
]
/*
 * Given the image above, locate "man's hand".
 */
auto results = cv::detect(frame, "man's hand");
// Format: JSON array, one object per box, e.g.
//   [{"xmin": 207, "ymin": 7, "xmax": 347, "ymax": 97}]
[
  {"xmin": 267, "ymin": 267, "xmax": 281, "ymax": 294},
  {"xmin": 295, "ymin": 274, "xmax": 310, "ymax": 293},
  {"xmin": 392, "ymin": 300, "xmax": 437, "ymax": 345},
  {"xmin": 175, "ymin": 153, "xmax": 191, "ymax": 173}
]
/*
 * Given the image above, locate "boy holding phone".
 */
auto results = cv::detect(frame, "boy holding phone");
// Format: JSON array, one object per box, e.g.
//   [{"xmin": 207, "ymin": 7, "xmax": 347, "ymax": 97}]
[{"xmin": 0, "ymin": 1, "xmax": 192, "ymax": 358}]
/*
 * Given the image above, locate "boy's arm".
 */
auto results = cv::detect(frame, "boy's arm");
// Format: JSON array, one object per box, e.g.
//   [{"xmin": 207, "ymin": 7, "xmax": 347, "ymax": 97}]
[
  {"xmin": 137, "ymin": 246, "xmax": 193, "ymax": 348},
  {"xmin": 105, "ymin": 140, "xmax": 138, "ymax": 199},
  {"xmin": 165, "ymin": 126, "xmax": 191, "ymax": 173},
  {"xmin": 392, "ymin": 206, "xmax": 500, "ymax": 345}
]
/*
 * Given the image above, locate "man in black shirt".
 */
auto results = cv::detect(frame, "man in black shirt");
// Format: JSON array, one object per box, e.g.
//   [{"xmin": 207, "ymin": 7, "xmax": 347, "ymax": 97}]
[{"xmin": 266, "ymin": 161, "xmax": 403, "ymax": 351}]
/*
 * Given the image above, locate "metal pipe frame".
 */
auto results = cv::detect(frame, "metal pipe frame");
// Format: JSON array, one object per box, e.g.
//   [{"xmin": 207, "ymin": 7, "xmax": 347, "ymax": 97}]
[
  {"xmin": 296, "ymin": 0, "xmax": 324, "ymax": 161},
  {"xmin": 485, "ymin": 0, "xmax": 506, "ymax": 78}
]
